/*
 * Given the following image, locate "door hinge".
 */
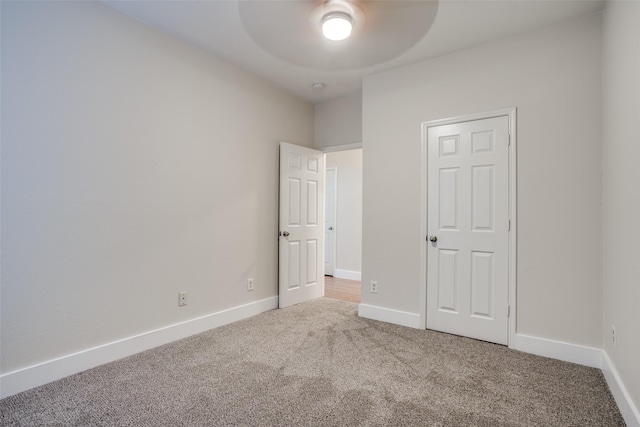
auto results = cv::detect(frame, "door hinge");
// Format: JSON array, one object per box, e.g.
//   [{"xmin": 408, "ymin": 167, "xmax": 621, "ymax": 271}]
[
  {"xmin": 508, "ymin": 135, "xmax": 511, "ymax": 146},
  {"xmin": 508, "ymin": 220, "xmax": 511, "ymax": 231},
  {"xmin": 507, "ymin": 305, "xmax": 511, "ymax": 317}
]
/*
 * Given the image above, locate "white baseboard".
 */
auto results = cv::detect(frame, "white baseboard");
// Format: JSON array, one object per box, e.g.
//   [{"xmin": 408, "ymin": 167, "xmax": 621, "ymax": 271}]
[
  {"xmin": 0, "ymin": 296, "xmax": 279, "ymax": 399},
  {"xmin": 333, "ymin": 269, "xmax": 361, "ymax": 281},
  {"xmin": 513, "ymin": 336, "xmax": 639, "ymax": 426},
  {"xmin": 602, "ymin": 351, "xmax": 640, "ymax": 427},
  {"xmin": 358, "ymin": 303, "xmax": 421, "ymax": 329},
  {"xmin": 511, "ymin": 333, "xmax": 602, "ymax": 368}
]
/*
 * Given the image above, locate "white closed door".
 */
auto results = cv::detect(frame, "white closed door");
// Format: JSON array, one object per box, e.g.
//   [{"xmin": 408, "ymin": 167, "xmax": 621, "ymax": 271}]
[
  {"xmin": 427, "ymin": 116, "xmax": 510, "ymax": 345},
  {"xmin": 279, "ymin": 142, "xmax": 325, "ymax": 308},
  {"xmin": 324, "ymin": 168, "xmax": 336, "ymax": 276}
]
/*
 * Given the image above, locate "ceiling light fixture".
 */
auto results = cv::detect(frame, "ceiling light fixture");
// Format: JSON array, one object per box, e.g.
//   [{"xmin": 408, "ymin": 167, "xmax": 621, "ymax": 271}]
[
  {"xmin": 321, "ymin": 11, "xmax": 353, "ymax": 41},
  {"xmin": 312, "ymin": 82, "xmax": 326, "ymax": 92}
]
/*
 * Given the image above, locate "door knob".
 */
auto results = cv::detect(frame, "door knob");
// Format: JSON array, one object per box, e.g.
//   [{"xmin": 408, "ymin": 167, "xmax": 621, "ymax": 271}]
[
  {"xmin": 328, "ymin": 226, "xmax": 333, "ymax": 230},
  {"xmin": 282, "ymin": 231, "xmax": 290, "ymax": 237},
  {"xmin": 429, "ymin": 236, "xmax": 438, "ymax": 242}
]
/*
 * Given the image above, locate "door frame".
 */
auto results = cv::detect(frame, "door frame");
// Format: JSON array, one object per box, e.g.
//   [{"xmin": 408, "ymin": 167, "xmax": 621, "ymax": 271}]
[
  {"xmin": 419, "ymin": 108, "xmax": 517, "ymax": 348},
  {"xmin": 325, "ymin": 166, "xmax": 338, "ymax": 276}
]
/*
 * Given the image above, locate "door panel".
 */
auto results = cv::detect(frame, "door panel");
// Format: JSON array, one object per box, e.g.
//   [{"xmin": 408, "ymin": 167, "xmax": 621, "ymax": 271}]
[
  {"xmin": 288, "ymin": 241, "xmax": 300, "ymax": 289},
  {"xmin": 307, "ymin": 180, "xmax": 318, "ymax": 225},
  {"xmin": 472, "ymin": 166, "xmax": 494, "ymax": 230},
  {"xmin": 306, "ymin": 239, "xmax": 318, "ymax": 284},
  {"xmin": 439, "ymin": 168, "xmax": 459, "ymax": 229},
  {"xmin": 470, "ymin": 251, "xmax": 493, "ymax": 318},
  {"xmin": 437, "ymin": 249, "xmax": 458, "ymax": 313},
  {"xmin": 279, "ymin": 142, "xmax": 325, "ymax": 308},
  {"xmin": 427, "ymin": 116, "xmax": 509, "ymax": 345},
  {"xmin": 288, "ymin": 178, "xmax": 301, "ymax": 225}
]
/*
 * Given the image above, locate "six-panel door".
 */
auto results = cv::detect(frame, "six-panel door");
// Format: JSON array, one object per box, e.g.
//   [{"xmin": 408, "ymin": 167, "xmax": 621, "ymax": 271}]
[
  {"xmin": 426, "ymin": 116, "xmax": 510, "ymax": 345},
  {"xmin": 279, "ymin": 142, "xmax": 325, "ymax": 308}
]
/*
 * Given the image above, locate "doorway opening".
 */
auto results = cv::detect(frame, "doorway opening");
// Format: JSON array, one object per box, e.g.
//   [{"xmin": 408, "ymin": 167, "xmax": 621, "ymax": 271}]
[{"xmin": 323, "ymin": 147, "xmax": 363, "ymax": 303}]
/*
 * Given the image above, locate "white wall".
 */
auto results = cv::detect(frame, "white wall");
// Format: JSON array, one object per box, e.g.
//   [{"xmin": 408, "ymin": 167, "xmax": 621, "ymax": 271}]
[
  {"xmin": 602, "ymin": 0, "xmax": 640, "ymax": 417},
  {"xmin": 326, "ymin": 149, "xmax": 362, "ymax": 277},
  {"xmin": 362, "ymin": 12, "xmax": 603, "ymax": 347},
  {"xmin": 0, "ymin": 1, "xmax": 313, "ymax": 374},
  {"xmin": 314, "ymin": 93, "xmax": 362, "ymax": 150}
]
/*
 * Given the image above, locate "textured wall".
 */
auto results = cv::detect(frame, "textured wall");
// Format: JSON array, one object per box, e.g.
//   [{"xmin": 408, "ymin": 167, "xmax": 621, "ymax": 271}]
[
  {"xmin": 362, "ymin": 13, "xmax": 603, "ymax": 347},
  {"xmin": 1, "ymin": 1, "xmax": 313, "ymax": 373},
  {"xmin": 602, "ymin": 0, "xmax": 640, "ymax": 417},
  {"xmin": 314, "ymin": 93, "xmax": 362, "ymax": 149}
]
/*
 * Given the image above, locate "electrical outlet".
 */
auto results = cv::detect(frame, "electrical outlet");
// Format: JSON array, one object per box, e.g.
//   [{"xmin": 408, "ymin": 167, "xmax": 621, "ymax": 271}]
[
  {"xmin": 611, "ymin": 325, "xmax": 617, "ymax": 347},
  {"xmin": 247, "ymin": 278, "xmax": 254, "ymax": 291},
  {"xmin": 370, "ymin": 280, "xmax": 378, "ymax": 294},
  {"xmin": 178, "ymin": 292, "xmax": 187, "ymax": 307}
]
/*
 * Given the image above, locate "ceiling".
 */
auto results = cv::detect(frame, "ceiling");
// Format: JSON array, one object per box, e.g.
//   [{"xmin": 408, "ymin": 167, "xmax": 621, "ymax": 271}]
[{"xmin": 103, "ymin": 0, "xmax": 605, "ymax": 104}]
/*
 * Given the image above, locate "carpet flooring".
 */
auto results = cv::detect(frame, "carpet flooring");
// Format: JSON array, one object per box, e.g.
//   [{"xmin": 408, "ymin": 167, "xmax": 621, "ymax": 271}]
[{"xmin": 0, "ymin": 298, "xmax": 625, "ymax": 426}]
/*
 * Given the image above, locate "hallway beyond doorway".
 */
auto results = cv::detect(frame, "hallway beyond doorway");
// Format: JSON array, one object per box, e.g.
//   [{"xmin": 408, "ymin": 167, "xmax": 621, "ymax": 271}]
[{"xmin": 324, "ymin": 276, "xmax": 361, "ymax": 303}]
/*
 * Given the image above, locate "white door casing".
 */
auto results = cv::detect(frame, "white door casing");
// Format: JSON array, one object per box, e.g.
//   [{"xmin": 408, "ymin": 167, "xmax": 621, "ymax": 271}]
[
  {"xmin": 325, "ymin": 167, "xmax": 337, "ymax": 276},
  {"xmin": 279, "ymin": 142, "xmax": 325, "ymax": 308},
  {"xmin": 425, "ymin": 114, "xmax": 512, "ymax": 345}
]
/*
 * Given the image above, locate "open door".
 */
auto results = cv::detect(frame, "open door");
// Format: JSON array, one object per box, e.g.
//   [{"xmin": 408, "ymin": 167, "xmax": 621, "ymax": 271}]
[{"xmin": 279, "ymin": 142, "xmax": 325, "ymax": 308}]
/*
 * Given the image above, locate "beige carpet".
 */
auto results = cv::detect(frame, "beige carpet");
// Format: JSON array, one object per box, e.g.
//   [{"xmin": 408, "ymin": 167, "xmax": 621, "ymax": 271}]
[{"xmin": 0, "ymin": 298, "xmax": 625, "ymax": 426}]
